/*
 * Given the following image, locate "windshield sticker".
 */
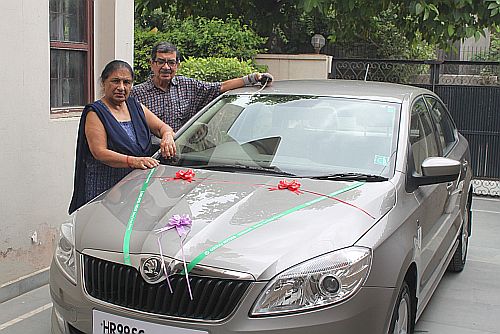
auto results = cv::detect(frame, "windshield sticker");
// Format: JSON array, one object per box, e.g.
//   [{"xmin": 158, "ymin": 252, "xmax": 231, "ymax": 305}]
[
  {"xmin": 387, "ymin": 106, "xmax": 396, "ymax": 113},
  {"xmin": 374, "ymin": 155, "xmax": 389, "ymax": 166}
]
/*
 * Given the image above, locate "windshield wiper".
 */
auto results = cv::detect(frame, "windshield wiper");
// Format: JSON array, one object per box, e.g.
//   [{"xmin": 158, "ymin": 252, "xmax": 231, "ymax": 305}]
[
  {"xmin": 190, "ymin": 163, "xmax": 297, "ymax": 177},
  {"xmin": 308, "ymin": 172, "xmax": 388, "ymax": 182}
]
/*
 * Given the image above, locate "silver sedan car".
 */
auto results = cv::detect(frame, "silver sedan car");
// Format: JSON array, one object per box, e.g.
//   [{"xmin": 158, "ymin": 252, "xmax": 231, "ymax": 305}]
[{"xmin": 50, "ymin": 80, "xmax": 472, "ymax": 334}]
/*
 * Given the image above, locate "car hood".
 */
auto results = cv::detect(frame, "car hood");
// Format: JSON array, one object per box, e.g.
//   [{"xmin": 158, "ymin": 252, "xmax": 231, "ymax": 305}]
[{"xmin": 75, "ymin": 165, "xmax": 395, "ymax": 280}]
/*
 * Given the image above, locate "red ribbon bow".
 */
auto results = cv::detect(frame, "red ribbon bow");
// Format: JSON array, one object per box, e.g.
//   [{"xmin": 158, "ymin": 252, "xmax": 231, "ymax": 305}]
[
  {"xmin": 269, "ymin": 179, "xmax": 303, "ymax": 194},
  {"xmin": 174, "ymin": 169, "xmax": 195, "ymax": 182}
]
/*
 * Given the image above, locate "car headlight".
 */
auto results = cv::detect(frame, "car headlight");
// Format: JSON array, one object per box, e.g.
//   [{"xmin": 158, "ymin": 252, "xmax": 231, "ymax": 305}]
[
  {"xmin": 55, "ymin": 216, "xmax": 76, "ymax": 284},
  {"xmin": 251, "ymin": 246, "xmax": 372, "ymax": 316}
]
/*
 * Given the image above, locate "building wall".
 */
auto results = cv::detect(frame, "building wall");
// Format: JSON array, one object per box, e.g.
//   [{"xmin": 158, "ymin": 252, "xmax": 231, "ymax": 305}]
[
  {"xmin": 460, "ymin": 29, "xmax": 491, "ymax": 61},
  {"xmin": 0, "ymin": 0, "xmax": 134, "ymax": 285},
  {"xmin": 443, "ymin": 29, "xmax": 492, "ymax": 61},
  {"xmin": 255, "ymin": 54, "xmax": 333, "ymax": 80}
]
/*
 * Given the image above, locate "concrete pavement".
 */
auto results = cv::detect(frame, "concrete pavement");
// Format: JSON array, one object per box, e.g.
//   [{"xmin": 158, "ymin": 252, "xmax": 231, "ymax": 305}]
[
  {"xmin": 0, "ymin": 196, "xmax": 499, "ymax": 333},
  {"xmin": 415, "ymin": 197, "xmax": 500, "ymax": 333}
]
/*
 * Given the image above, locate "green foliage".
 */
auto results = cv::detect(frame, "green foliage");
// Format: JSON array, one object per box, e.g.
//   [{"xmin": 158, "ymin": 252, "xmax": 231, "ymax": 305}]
[
  {"xmin": 133, "ymin": 16, "xmax": 267, "ymax": 83},
  {"xmin": 133, "ymin": 27, "xmax": 167, "ymax": 84},
  {"xmin": 473, "ymin": 30, "xmax": 500, "ymax": 76},
  {"xmin": 176, "ymin": 57, "xmax": 259, "ymax": 82},
  {"xmin": 328, "ymin": 7, "xmax": 436, "ymax": 83},
  {"xmin": 489, "ymin": 33, "xmax": 500, "ymax": 60},
  {"xmin": 475, "ymin": 31, "xmax": 500, "ymax": 61},
  {"xmin": 372, "ymin": 10, "xmax": 436, "ymax": 83},
  {"xmin": 164, "ymin": 17, "xmax": 267, "ymax": 59},
  {"xmin": 134, "ymin": 0, "xmax": 335, "ymax": 53},
  {"xmin": 327, "ymin": 6, "xmax": 436, "ymax": 61},
  {"xmin": 370, "ymin": 8, "xmax": 436, "ymax": 60},
  {"xmin": 135, "ymin": 7, "xmax": 175, "ymax": 30},
  {"xmin": 135, "ymin": 0, "xmax": 500, "ymax": 50}
]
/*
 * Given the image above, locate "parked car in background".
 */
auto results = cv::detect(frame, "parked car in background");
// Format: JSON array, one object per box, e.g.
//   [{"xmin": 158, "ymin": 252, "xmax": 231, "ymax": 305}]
[{"xmin": 50, "ymin": 80, "xmax": 472, "ymax": 334}]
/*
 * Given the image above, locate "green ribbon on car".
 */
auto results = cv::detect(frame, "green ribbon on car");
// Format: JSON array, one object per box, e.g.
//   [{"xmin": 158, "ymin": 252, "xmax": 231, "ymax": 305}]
[
  {"xmin": 123, "ymin": 167, "xmax": 156, "ymax": 265},
  {"xmin": 185, "ymin": 181, "xmax": 365, "ymax": 273}
]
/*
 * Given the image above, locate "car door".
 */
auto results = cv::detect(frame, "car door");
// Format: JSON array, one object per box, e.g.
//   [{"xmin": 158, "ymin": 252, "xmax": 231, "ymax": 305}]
[
  {"xmin": 424, "ymin": 95, "xmax": 469, "ymax": 235},
  {"xmin": 408, "ymin": 97, "xmax": 453, "ymax": 302}
]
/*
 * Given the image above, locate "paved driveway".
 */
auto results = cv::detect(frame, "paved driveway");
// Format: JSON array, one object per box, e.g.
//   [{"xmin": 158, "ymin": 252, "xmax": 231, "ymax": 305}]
[
  {"xmin": 0, "ymin": 197, "xmax": 499, "ymax": 334},
  {"xmin": 414, "ymin": 197, "xmax": 500, "ymax": 334}
]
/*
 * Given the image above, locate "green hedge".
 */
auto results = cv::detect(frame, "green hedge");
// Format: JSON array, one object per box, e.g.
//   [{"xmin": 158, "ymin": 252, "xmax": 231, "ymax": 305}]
[
  {"xmin": 165, "ymin": 17, "xmax": 266, "ymax": 59},
  {"xmin": 134, "ymin": 16, "xmax": 267, "ymax": 83},
  {"xmin": 177, "ymin": 57, "xmax": 258, "ymax": 82}
]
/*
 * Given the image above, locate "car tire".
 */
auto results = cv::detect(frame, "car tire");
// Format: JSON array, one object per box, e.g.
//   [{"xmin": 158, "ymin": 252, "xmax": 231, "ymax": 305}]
[
  {"xmin": 389, "ymin": 281, "xmax": 413, "ymax": 334},
  {"xmin": 447, "ymin": 195, "xmax": 471, "ymax": 272}
]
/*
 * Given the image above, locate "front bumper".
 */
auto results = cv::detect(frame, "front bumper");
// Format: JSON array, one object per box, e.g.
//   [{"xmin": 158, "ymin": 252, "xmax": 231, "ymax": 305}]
[{"xmin": 50, "ymin": 258, "xmax": 395, "ymax": 334}]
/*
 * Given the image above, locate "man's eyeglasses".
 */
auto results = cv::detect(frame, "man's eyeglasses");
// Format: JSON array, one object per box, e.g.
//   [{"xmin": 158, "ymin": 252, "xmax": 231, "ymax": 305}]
[{"xmin": 154, "ymin": 58, "xmax": 178, "ymax": 67}]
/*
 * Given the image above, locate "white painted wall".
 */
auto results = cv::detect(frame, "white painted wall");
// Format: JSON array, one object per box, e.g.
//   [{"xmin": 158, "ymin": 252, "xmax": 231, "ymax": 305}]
[
  {"xmin": 0, "ymin": 0, "xmax": 134, "ymax": 284},
  {"xmin": 94, "ymin": 0, "xmax": 135, "ymax": 87}
]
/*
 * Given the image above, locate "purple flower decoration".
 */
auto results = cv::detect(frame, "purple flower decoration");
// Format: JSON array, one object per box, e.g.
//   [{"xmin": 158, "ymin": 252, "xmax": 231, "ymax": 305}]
[
  {"xmin": 155, "ymin": 214, "xmax": 194, "ymax": 300},
  {"xmin": 168, "ymin": 214, "xmax": 192, "ymax": 237}
]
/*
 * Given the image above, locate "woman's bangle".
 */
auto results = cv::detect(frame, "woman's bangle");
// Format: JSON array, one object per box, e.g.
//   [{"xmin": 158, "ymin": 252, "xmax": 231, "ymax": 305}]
[{"xmin": 126, "ymin": 155, "xmax": 132, "ymax": 168}]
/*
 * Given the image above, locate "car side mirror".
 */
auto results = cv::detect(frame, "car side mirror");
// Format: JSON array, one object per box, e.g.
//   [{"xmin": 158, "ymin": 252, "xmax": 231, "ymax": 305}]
[{"xmin": 411, "ymin": 157, "xmax": 461, "ymax": 188}]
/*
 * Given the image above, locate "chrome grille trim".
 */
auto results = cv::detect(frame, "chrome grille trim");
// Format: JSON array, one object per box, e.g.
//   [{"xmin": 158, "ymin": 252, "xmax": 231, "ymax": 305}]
[{"xmin": 81, "ymin": 254, "xmax": 252, "ymax": 321}]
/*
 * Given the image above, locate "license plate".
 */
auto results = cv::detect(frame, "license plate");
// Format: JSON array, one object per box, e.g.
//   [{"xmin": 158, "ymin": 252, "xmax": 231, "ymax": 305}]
[{"xmin": 92, "ymin": 309, "xmax": 209, "ymax": 334}]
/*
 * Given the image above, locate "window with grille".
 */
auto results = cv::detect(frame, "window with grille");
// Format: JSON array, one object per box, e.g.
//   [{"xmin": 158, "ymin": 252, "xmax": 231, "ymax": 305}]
[{"xmin": 49, "ymin": 0, "xmax": 93, "ymax": 113}]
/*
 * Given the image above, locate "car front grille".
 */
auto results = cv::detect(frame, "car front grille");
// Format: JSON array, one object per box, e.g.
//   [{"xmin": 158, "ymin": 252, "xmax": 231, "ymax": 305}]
[{"xmin": 82, "ymin": 255, "xmax": 251, "ymax": 321}]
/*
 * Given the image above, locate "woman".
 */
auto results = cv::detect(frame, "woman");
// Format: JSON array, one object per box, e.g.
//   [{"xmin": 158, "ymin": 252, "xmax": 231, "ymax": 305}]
[{"xmin": 69, "ymin": 60, "xmax": 176, "ymax": 214}]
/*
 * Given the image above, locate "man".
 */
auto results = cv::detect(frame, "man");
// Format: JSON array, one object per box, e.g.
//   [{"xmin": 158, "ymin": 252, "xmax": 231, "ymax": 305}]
[{"xmin": 131, "ymin": 41, "xmax": 273, "ymax": 132}]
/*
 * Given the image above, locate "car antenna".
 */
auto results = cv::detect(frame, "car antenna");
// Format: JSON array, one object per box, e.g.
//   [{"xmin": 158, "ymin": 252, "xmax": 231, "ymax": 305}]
[{"xmin": 364, "ymin": 64, "xmax": 370, "ymax": 81}]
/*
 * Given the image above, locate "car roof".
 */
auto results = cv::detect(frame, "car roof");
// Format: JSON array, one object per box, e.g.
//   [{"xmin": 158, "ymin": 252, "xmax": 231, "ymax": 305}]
[{"xmin": 227, "ymin": 79, "xmax": 433, "ymax": 104}]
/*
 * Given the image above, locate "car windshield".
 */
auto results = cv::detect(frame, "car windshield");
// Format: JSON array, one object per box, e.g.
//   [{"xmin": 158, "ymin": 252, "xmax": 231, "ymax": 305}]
[{"xmin": 165, "ymin": 94, "xmax": 400, "ymax": 178}]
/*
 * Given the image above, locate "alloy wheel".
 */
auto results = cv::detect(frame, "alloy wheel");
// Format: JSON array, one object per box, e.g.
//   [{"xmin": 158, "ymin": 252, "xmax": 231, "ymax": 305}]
[{"xmin": 393, "ymin": 288, "xmax": 410, "ymax": 334}]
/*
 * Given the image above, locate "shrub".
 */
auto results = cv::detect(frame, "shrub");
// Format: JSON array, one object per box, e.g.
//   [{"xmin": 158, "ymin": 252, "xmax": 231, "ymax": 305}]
[
  {"xmin": 133, "ymin": 27, "xmax": 168, "ymax": 83},
  {"xmin": 134, "ymin": 16, "xmax": 267, "ymax": 83},
  {"xmin": 176, "ymin": 57, "xmax": 259, "ymax": 82},
  {"xmin": 166, "ymin": 17, "xmax": 267, "ymax": 60}
]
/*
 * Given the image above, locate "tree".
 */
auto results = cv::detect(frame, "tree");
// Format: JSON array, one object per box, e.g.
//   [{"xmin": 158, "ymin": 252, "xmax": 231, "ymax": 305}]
[
  {"xmin": 135, "ymin": 0, "xmax": 324, "ymax": 52},
  {"xmin": 135, "ymin": 0, "xmax": 500, "ymax": 49}
]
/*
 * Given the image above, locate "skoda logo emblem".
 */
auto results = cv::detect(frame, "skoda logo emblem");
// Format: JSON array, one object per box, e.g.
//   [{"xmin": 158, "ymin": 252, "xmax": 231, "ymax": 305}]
[{"xmin": 140, "ymin": 256, "xmax": 164, "ymax": 283}]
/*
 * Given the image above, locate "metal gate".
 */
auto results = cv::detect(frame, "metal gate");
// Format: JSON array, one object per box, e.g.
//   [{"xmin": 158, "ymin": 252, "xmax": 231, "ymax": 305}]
[{"xmin": 330, "ymin": 58, "xmax": 500, "ymax": 196}]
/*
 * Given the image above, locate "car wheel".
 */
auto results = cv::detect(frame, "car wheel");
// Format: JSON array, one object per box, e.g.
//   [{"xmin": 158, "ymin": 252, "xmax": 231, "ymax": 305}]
[
  {"xmin": 447, "ymin": 195, "xmax": 471, "ymax": 272},
  {"xmin": 389, "ymin": 281, "xmax": 413, "ymax": 334}
]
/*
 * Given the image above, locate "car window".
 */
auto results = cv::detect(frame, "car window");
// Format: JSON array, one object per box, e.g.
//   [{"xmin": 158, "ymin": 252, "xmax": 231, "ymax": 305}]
[
  {"xmin": 424, "ymin": 96, "xmax": 457, "ymax": 155},
  {"xmin": 410, "ymin": 98, "xmax": 440, "ymax": 175},
  {"xmin": 173, "ymin": 95, "xmax": 400, "ymax": 177}
]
